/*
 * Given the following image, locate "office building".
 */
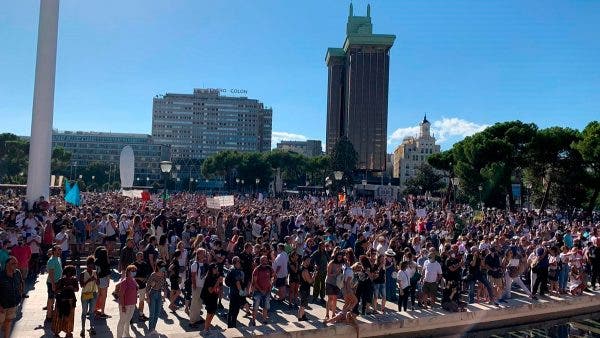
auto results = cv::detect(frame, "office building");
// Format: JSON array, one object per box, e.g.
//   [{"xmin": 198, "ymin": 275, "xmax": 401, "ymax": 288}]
[
  {"xmin": 325, "ymin": 4, "xmax": 395, "ymax": 172},
  {"xmin": 393, "ymin": 116, "xmax": 441, "ymax": 189},
  {"xmin": 276, "ymin": 140, "xmax": 323, "ymax": 157},
  {"xmin": 151, "ymin": 88, "xmax": 272, "ymax": 160},
  {"xmin": 51, "ymin": 130, "xmax": 167, "ymax": 183}
]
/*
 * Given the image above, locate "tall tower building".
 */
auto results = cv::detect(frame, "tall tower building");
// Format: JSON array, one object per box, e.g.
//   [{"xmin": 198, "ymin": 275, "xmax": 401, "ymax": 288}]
[{"xmin": 325, "ymin": 4, "xmax": 395, "ymax": 172}]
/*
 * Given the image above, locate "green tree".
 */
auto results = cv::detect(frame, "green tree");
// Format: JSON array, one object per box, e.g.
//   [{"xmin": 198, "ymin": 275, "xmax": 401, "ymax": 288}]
[
  {"xmin": 572, "ymin": 121, "xmax": 600, "ymax": 213},
  {"xmin": 450, "ymin": 121, "xmax": 537, "ymax": 208},
  {"xmin": 0, "ymin": 133, "xmax": 29, "ymax": 183},
  {"xmin": 51, "ymin": 147, "xmax": 72, "ymax": 176},
  {"xmin": 526, "ymin": 127, "xmax": 583, "ymax": 211},
  {"xmin": 404, "ymin": 163, "xmax": 445, "ymax": 196}
]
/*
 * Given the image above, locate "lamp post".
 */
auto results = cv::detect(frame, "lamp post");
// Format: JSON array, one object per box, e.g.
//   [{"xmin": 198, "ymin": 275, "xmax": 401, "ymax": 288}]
[
  {"xmin": 236, "ymin": 178, "xmax": 240, "ymax": 192},
  {"xmin": 451, "ymin": 177, "xmax": 459, "ymax": 206},
  {"xmin": 478, "ymin": 184, "xmax": 483, "ymax": 210},
  {"xmin": 160, "ymin": 160, "xmax": 172, "ymax": 209},
  {"xmin": 255, "ymin": 178, "xmax": 260, "ymax": 194},
  {"xmin": 241, "ymin": 179, "xmax": 245, "ymax": 194}
]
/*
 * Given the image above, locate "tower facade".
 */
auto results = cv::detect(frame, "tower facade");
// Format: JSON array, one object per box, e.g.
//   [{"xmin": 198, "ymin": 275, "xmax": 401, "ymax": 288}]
[{"xmin": 325, "ymin": 4, "xmax": 395, "ymax": 172}]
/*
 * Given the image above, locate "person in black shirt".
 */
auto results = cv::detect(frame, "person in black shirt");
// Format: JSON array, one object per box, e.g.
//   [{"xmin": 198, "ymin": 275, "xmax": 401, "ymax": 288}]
[
  {"xmin": 466, "ymin": 247, "xmax": 496, "ymax": 304},
  {"xmin": 144, "ymin": 236, "xmax": 158, "ymax": 272},
  {"xmin": 297, "ymin": 256, "xmax": 314, "ymax": 321},
  {"xmin": 133, "ymin": 252, "xmax": 151, "ymax": 321},
  {"xmin": 226, "ymin": 257, "xmax": 245, "ymax": 328},
  {"xmin": 0, "ymin": 256, "xmax": 22, "ymax": 338}
]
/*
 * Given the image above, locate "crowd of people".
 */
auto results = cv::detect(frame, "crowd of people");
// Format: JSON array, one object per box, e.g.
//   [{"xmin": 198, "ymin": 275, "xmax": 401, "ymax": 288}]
[{"xmin": 0, "ymin": 190, "xmax": 599, "ymax": 337}]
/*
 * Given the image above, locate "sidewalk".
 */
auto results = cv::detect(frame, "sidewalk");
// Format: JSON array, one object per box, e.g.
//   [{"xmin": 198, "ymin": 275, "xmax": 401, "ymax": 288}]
[{"xmin": 11, "ymin": 270, "xmax": 600, "ymax": 338}]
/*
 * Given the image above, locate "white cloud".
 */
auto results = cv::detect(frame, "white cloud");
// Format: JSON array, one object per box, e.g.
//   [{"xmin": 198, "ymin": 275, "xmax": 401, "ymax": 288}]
[
  {"xmin": 388, "ymin": 117, "xmax": 488, "ymax": 147},
  {"xmin": 271, "ymin": 131, "xmax": 308, "ymax": 149}
]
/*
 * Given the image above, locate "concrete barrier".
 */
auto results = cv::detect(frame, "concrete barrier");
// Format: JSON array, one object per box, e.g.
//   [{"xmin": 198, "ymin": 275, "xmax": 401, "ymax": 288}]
[{"xmin": 220, "ymin": 293, "xmax": 600, "ymax": 338}]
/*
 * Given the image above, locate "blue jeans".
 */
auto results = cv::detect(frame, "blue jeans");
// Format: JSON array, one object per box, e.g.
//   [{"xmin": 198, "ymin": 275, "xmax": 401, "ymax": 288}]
[
  {"xmin": 468, "ymin": 272, "xmax": 495, "ymax": 303},
  {"xmin": 559, "ymin": 265, "xmax": 569, "ymax": 290},
  {"xmin": 148, "ymin": 290, "xmax": 162, "ymax": 331},
  {"xmin": 385, "ymin": 268, "xmax": 397, "ymax": 301},
  {"xmin": 373, "ymin": 283, "xmax": 386, "ymax": 299},
  {"xmin": 81, "ymin": 293, "xmax": 97, "ymax": 330},
  {"xmin": 61, "ymin": 250, "xmax": 70, "ymax": 266}
]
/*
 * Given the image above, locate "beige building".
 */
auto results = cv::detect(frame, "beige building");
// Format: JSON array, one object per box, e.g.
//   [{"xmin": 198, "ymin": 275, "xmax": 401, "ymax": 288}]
[{"xmin": 393, "ymin": 116, "xmax": 441, "ymax": 189}]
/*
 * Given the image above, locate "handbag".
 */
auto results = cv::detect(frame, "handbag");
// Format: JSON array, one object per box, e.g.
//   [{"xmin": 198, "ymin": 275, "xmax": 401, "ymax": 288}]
[
  {"xmin": 410, "ymin": 271, "xmax": 421, "ymax": 286},
  {"xmin": 81, "ymin": 292, "xmax": 94, "ymax": 301}
]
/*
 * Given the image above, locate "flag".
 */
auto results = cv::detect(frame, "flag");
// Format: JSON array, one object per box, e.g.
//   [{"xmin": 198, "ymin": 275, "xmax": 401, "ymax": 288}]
[
  {"xmin": 141, "ymin": 191, "xmax": 151, "ymax": 201},
  {"xmin": 64, "ymin": 179, "xmax": 71, "ymax": 195},
  {"xmin": 338, "ymin": 193, "xmax": 346, "ymax": 204},
  {"xmin": 65, "ymin": 182, "xmax": 81, "ymax": 206}
]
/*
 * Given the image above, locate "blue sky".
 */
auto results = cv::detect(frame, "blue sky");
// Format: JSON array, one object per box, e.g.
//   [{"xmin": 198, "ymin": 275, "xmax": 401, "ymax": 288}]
[{"xmin": 1, "ymin": 0, "xmax": 599, "ymax": 151}]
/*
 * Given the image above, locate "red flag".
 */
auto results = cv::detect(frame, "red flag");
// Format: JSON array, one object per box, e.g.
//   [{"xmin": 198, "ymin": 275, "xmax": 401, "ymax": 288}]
[{"xmin": 141, "ymin": 191, "xmax": 150, "ymax": 201}]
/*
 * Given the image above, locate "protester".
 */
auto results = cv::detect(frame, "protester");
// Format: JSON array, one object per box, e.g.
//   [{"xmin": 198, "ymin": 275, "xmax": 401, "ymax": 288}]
[
  {"xmin": 79, "ymin": 256, "xmax": 98, "ymax": 337},
  {"xmin": 52, "ymin": 265, "xmax": 79, "ymax": 338},
  {"xmin": 0, "ymin": 256, "xmax": 23, "ymax": 338},
  {"xmin": 116, "ymin": 265, "xmax": 138, "ymax": 338},
  {"xmin": 146, "ymin": 260, "xmax": 168, "ymax": 336}
]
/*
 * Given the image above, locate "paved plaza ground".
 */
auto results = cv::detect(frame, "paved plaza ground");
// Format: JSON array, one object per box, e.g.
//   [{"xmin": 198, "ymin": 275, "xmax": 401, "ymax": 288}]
[{"xmin": 11, "ymin": 267, "xmax": 600, "ymax": 338}]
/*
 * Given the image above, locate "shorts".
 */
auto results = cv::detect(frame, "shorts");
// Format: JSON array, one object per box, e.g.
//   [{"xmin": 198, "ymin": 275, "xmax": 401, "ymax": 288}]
[
  {"xmin": 423, "ymin": 282, "xmax": 438, "ymax": 295},
  {"xmin": 252, "ymin": 291, "xmax": 270, "ymax": 311},
  {"xmin": 373, "ymin": 283, "xmax": 386, "ymax": 299},
  {"xmin": 99, "ymin": 276, "xmax": 109, "ymax": 289},
  {"xmin": 47, "ymin": 282, "xmax": 55, "ymax": 299},
  {"xmin": 299, "ymin": 289, "xmax": 310, "ymax": 307},
  {"xmin": 0, "ymin": 306, "xmax": 16, "ymax": 322},
  {"xmin": 325, "ymin": 283, "xmax": 340, "ymax": 296},
  {"xmin": 138, "ymin": 288, "xmax": 146, "ymax": 299},
  {"xmin": 275, "ymin": 277, "xmax": 287, "ymax": 288}
]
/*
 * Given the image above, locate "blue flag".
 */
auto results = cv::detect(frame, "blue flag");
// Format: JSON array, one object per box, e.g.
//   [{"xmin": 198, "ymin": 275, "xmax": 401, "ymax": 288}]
[
  {"xmin": 64, "ymin": 178, "xmax": 71, "ymax": 195},
  {"xmin": 65, "ymin": 182, "xmax": 81, "ymax": 206}
]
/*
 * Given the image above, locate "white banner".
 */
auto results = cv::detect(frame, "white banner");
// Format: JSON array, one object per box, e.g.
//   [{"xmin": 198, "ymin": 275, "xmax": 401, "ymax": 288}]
[
  {"xmin": 121, "ymin": 189, "xmax": 144, "ymax": 199},
  {"xmin": 206, "ymin": 198, "xmax": 221, "ymax": 209},
  {"xmin": 216, "ymin": 195, "xmax": 235, "ymax": 207}
]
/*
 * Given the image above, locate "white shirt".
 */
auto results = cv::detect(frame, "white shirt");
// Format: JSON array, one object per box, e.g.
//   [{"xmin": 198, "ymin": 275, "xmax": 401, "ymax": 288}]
[
  {"xmin": 397, "ymin": 269, "xmax": 410, "ymax": 289},
  {"xmin": 24, "ymin": 217, "xmax": 38, "ymax": 234},
  {"xmin": 423, "ymin": 259, "xmax": 442, "ymax": 283},
  {"xmin": 55, "ymin": 231, "xmax": 69, "ymax": 251},
  {"xmin": 273, "ymin": 251, "xmax": 289, "ymax": 278}
]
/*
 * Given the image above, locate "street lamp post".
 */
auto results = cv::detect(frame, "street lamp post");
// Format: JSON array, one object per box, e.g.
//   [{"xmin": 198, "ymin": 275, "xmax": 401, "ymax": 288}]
[
  {"xmin": 160, "ymin": 160, "xmax": 172, "ymax": 209},
  {"xmin": 478, "ymin": 184, "xmax": 483, "ymax": 210},
  {"xmin": 236, "ymin": 178, "xmax": 240, "ymax": 192},
  {"xmin": 451, "ymin": 177, "xmax": 459, "ymax": 206},
  {"xmin": 255, "ymin": 178, "xmax": 260, "ymax": 194}
]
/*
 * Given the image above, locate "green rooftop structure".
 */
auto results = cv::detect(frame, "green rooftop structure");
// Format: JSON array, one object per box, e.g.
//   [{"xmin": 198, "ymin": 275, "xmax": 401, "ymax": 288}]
[{"xmin": 325, "ymin": 3, "xmax": 395, "ymax": 172}]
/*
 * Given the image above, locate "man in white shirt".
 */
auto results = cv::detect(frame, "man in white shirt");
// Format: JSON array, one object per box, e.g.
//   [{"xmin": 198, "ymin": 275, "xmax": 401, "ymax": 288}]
[
  {"xmin": 55, "ymin": 226, "xmax": 70, "ymax": 266},
  {"xmin": 422, "ymin": 251, "xmax": 442, "ymax": 307},
  {"xmin": 272, "ymin": 243, "xmax": 289, "ymax": 301}
]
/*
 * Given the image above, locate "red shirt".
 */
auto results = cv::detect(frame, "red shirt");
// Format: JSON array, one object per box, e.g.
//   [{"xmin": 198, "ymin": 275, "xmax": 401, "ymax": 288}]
[
  {"xmin": 119, "ymin": 277, "xmax": 138, "ymax": 306},
  {"xmin": 11, "ymin": 245, "xmax": 32, "ymax": 269},
  {"xmin": 252, "ymin": 265, "xmax": 273, "ymax": 293}
]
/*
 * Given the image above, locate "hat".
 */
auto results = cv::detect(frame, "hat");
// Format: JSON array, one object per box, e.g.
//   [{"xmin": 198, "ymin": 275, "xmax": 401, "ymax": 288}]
[{"xmin": 384, "ymin": 249, "xmax": 396, "ymax": 257}]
